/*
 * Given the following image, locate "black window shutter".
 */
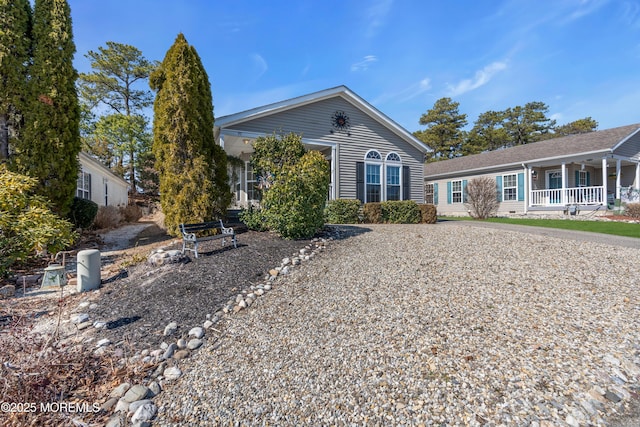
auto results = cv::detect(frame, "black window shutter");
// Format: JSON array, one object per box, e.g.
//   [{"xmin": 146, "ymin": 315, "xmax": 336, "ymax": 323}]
[
  {"xmin": 402, "ymin": 165, "xmax": 410, "ymax": 200},
  {"xmin": 356, "ymin": 162, "xmax": 364, "ymax": 202}
]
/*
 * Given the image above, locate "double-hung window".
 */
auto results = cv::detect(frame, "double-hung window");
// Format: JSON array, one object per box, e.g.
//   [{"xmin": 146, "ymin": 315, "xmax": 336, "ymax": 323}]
[
  {"xmin": 245, "ymin": 162, "xmax": 260, "ymax": 202},
  {"xmin": 365, "ymin": 150, "xmax": 382, "ymax": 202},
  {"xmin": 578, "ymin": 170, "xmax": 587, "ymax": 187},
  {"xmin": 77, "ymin": 171, "xmax": 91, "ymax": 200},
  {"xmin": 386, "ymin": 152, "xmax": 401, "ymax": 201},
  {"xmin": 502, "ymin": 174, "xmax": 517, "ymax": 201},
  {"xmin": 451, "ymin": 180, "xmax": 462, "ymax": 203}
]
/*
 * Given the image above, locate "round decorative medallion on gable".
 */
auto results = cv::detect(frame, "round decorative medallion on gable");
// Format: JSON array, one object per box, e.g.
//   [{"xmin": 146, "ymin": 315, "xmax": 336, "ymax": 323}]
[{"xmin": 331, "ymin": 110, "xmax": 350, "ymax": 132}]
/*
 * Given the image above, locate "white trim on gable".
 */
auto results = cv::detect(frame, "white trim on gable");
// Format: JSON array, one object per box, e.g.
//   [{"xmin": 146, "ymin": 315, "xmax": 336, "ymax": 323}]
[{"xmin": 215, "ymin": 86, "xmax": 430, "ymax": 154}]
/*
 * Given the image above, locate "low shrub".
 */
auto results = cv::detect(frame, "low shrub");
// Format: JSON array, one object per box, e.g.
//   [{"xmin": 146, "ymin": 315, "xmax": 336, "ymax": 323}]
[
  {"xmin": 382, "ymin": 200, "xmax": 421, "ymax": 224},
  {"xmin": 419, "ymin": 204, "xmax": 438, "ymax": 224},
  {"xmin": 68, "ymin": 197, "xmax": 98, "ymax": 229},
  {"xmin": 238, "ymin": 205, "xmax": 269, "ymax": 231},
  {"xmin": 625, "ymin": 203, "xmax": 640, "ymax": 218},
  {"xmin": 324, "ymin": 199, "xmax": 361, "ymax": 224},
  {"xmin": 93, "ymin": 205, "xmax": 123, "ymax": 229},
  {"xmin": 120, "ymin": 204, "xmax": 143, "ymax": 223},
  {"xmin": 363, "ymin": 202, "xmax": 382, "ymax": 223}
]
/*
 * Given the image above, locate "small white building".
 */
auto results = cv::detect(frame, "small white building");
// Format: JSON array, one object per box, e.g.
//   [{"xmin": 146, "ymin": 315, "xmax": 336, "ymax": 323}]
[{"xmin": 77, "ymin": 152, "xmax": 129, "ymax": 207}]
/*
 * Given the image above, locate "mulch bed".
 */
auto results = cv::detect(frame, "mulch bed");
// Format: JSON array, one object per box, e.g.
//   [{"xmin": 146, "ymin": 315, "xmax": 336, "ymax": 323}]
[{"xmin": 87, "ymin": 228, "xmax": 317, "ymax": 353}]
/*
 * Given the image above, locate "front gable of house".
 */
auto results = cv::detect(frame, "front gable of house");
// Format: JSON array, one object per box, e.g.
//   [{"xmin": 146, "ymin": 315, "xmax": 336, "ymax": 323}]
[{"xmin": 217, "ymin": 86, "xmax": 429, "ymax": 205}]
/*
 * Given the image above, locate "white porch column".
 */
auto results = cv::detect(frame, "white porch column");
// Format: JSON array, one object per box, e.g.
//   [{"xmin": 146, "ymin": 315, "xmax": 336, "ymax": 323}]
[
  {"xmin": 636, "ymin": 162, "xmax": 640, "ymax": 192},
  {"xmin": 616, "ymin": 159, "xmax": 622, "ymax": 199},
  {"xmin": 524, "ymin": 165, "xmax": 530, "ymax": 213},
  {"xmin": 561, "ymin": 162, "xmax": 567, "ymax": 205},
  {"xmin": 602, "ymin": 158, "xmax": 608, "ymax": 205},
  {"xmin": 219, "ymin": 134, "xmax": 225, "ymax": 149},
  {"xmin": 331, "ymin": 146, "xmax": 337, "ymax": 200}
]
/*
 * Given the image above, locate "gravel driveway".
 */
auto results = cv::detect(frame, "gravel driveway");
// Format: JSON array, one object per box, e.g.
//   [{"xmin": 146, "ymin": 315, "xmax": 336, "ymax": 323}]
[{"xmin": 153, "ymin": 223, "xmax": 640, "ymax": 426}]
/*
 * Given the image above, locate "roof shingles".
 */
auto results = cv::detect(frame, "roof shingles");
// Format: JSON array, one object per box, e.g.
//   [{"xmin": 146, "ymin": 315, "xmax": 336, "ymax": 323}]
[{"xmin": 424, "ymin": 124, "xmax": 640, "ymax": 178}]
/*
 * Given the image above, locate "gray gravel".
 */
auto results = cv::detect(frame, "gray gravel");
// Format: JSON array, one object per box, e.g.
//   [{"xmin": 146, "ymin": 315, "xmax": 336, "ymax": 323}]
[{"xmin": 153, "ymin": 223, "xmax": 640, "ymax": 426}]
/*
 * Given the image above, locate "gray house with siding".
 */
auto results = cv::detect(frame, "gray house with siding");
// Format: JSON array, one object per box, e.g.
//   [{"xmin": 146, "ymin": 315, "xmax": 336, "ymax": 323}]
[
  {"xmin": 424, "ymin": 124, "xmax": 640, "ymax": 216},
  {"xmin": 215, "ymin": 86, "xmax": 430, "ymax": 207}
]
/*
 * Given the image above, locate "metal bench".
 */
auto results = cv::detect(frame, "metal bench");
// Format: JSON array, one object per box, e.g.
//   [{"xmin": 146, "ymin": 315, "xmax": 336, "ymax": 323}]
[{"xmin": 179, "ymin": 220, "xmax": 237, "ymax": 258}]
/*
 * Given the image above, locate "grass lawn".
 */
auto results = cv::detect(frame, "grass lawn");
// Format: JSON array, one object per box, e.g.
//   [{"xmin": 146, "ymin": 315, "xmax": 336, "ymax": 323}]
[{"xmin": 438, "ymin": 216, "xmax": 640, "ymax": 238}]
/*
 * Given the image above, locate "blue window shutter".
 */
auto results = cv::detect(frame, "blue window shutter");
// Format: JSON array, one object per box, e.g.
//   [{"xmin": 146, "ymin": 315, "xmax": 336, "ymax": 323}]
[
  {"xmin": 575, "ymin": 170, "xmax": 579, "ymax": 187},
  {"xmin": 586, "ymin": 171, "xmax": 591, "ymax": 186},
  {"xmin": 434, "ymin": 183, "xmax": 439, "ymax": 205},
  {"xmin": 517, "ymin": 173, "xmax": 524, "ymax": 201},
  {"xmin": 447, "ymin": 181, "xmax": 452, "ymax": 204},
  {"xmin": 496, "ymin": 176, "xmax": 503, "ymax": 202},
  {"xmin": 462, "ymin": 180, "xmax": 468, "ymax": 203}
]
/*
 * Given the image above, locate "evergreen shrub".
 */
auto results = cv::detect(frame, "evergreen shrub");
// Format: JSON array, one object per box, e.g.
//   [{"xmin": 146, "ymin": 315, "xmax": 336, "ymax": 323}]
[
  {"xmin": 238, "ymin": 205, "xmax": 269, "ymax": 231},
  {"xmin": 68, "ymin": 197, "xmax": 98, "ymax": 229},
  {"xmin": 324, "ymin": 199, "xmax": 361, "ymax": 224},
  {"xmin": 381, "ymin": 200, "xmax": 421, "ymax": 224}
]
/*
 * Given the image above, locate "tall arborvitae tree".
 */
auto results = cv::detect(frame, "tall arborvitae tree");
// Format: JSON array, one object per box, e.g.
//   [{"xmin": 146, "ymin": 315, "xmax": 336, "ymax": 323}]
[
  {"xmin": 150, "ymin": 33, "xmax": 231, "ymax": 235},
  {"xmin": 0, "ymin": 0, "xmax": 32, "ymax": 162},
  {"xmin": 14, "ymin": 0, "xmax": 80, "ymax": 215}
]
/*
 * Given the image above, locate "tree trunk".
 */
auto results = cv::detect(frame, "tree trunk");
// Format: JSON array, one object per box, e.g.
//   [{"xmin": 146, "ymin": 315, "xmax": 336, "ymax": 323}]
[
  {"xmin": 129, "ymin": 146, "xmax": 137, "ymax": 194},
  {"xmin": 0, "ymin": 113, "xmax": 9, "ymax": 161}
]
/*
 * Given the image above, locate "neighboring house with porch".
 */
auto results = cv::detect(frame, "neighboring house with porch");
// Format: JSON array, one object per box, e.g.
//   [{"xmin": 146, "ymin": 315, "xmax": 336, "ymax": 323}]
[
  {"xmin": 214, "ymin": 86, "xmax": 430, "ymax": 207},
  {"xmin": 424, "ymin": 124, "xmax": 640, "ymax": 216},
  {"xmin": 77, "ymin": 151, "xmax": 129, "ymax": 207}
]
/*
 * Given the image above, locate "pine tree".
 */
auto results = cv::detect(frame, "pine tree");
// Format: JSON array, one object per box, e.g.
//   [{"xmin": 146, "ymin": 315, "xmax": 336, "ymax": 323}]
[
  {"xmin": 150, "ymin": 33, "xmax": 231, "ymax": 235},
  {"xmin": 0, "ymin": 0, "xmax": 32, "ymax": 162},
  {"xmin": 14, "ymin": 0, "xmax": 80, "ymax": 215}
]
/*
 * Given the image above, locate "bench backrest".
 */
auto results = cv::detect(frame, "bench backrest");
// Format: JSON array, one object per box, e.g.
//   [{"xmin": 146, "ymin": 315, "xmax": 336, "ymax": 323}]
[{"xmin": 180, "ymin": 221, "xmax": 220, "ymax": 234}]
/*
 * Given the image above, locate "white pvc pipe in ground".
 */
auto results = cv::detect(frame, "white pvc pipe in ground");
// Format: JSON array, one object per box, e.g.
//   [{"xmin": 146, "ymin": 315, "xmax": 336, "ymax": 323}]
[{"xmin": 77, "ymin": 249, "xmax": 101, "ymax": 292}]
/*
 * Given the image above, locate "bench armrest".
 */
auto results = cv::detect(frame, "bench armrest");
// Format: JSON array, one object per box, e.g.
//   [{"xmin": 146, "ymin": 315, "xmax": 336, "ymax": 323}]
[
  {"xmin": 182, "ymin": 231, "xmax": 197, "ymax": 242},
  {"xmin": 219, "ymin": 219, "xmax": 234, "ymax": 234}
]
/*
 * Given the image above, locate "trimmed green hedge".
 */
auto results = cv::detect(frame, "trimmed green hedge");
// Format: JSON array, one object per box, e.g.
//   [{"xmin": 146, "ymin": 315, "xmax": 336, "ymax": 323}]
[
  {"xmin": 68, "ymin": 197, "xmax": 98, "ymax": 229},
  {"xmin": 382, "ymin": 200, "xmax": 420, "ymax": 223},
  {"xmin": 324, "ymin": 199, "xmax": 361, "ymax": 224}
]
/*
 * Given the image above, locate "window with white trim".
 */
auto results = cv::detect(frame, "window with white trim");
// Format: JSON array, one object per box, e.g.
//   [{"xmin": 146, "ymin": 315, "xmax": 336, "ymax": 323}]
[
  {"xmin": 578, "ymin": 170, "xmax": 587, "ymax": 187},
  {"xmin": 77, "ymin": 171, "xmax": 91, "ymax": 200},
  {"xmin": 365, "ymin": 150, "xmax": 382, "ymax": 202},
  {"xmin": 385, "ymin": 152, "xmax": 402, "ymax": 201},
  {"xmin": 451, "ymin": 180, "xmax": 462, "ymax": 203},
  {"xmin": 245, "ymin": 162, "xmax": 260, "ymax": 201},
  {"xmin": 425, "ymin": 183, "xmax": 434, "ymax": 204},
  {"xmin": 503, "ymin": 174, "xmax": 517, "ymax": 201}
]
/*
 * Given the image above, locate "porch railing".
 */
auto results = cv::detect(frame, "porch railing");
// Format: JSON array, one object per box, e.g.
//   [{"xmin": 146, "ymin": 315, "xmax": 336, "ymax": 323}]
[{"xmin": 530, "ymin": 186, "xmax": 604, "ymax": 207}]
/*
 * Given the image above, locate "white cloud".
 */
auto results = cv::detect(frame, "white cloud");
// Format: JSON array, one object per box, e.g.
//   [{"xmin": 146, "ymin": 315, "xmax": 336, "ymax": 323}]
[
  {"xmin": 446, "ymin": 61, "xmax": 508, "ymax": 97},
  {"xmin": 372, "ymin": 77, "xmax": 431, "ymax": 104},
  {"xmin": 351, "ymin": 55, "xmax": 378, "ymax": 72},
  {"xmin": 250, "ymin": 53, "xmax": 268, "ymax": 79},
  {"xmin": 364, "ymin": 0, "xmax": 393, "ymax": 38}
]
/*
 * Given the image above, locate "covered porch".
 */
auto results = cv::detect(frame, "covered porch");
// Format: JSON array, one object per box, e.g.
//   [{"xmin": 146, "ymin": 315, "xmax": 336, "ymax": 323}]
[
  {"xmin": 525, "ymin": 155, "xmax": 640, "ymax": 212},
  {"xmin": 218, "ymin": 130, "xmax": 337, "ymax": 208}
]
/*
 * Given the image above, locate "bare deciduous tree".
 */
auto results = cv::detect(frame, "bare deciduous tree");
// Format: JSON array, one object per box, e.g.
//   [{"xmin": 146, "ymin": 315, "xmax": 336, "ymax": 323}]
[{"xmin": 465, "ymin": 177, "xmax": 499, "ymax": 219}]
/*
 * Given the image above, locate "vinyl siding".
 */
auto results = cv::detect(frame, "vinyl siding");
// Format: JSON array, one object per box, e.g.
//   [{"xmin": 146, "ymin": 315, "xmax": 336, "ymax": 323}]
[
  {"xmin": 226, "ymin": 97, "xmax": 425, "ymax": 202},
  {"xmin": 613, "ymin": 131, "xmax": 640, "ymax": 160},
  {"xmin": 428, "ymin": 168, "xmax": 526, "ymax": 216}
]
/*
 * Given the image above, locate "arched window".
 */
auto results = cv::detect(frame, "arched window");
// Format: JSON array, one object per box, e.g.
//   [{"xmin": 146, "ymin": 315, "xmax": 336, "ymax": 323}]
[
  {"xmin": 364, "ymin": 150, "xmax": 382, "ymax": 202},
  {"xmin": 386, "ymin": 152, "xmax": 402, "ymax": 201}
]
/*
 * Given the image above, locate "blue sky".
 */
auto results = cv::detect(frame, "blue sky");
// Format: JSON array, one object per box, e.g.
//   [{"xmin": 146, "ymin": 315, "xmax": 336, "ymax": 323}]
[{"xmin": 68, "ymin": 0, "xmax": 640, "ymax": 133}]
